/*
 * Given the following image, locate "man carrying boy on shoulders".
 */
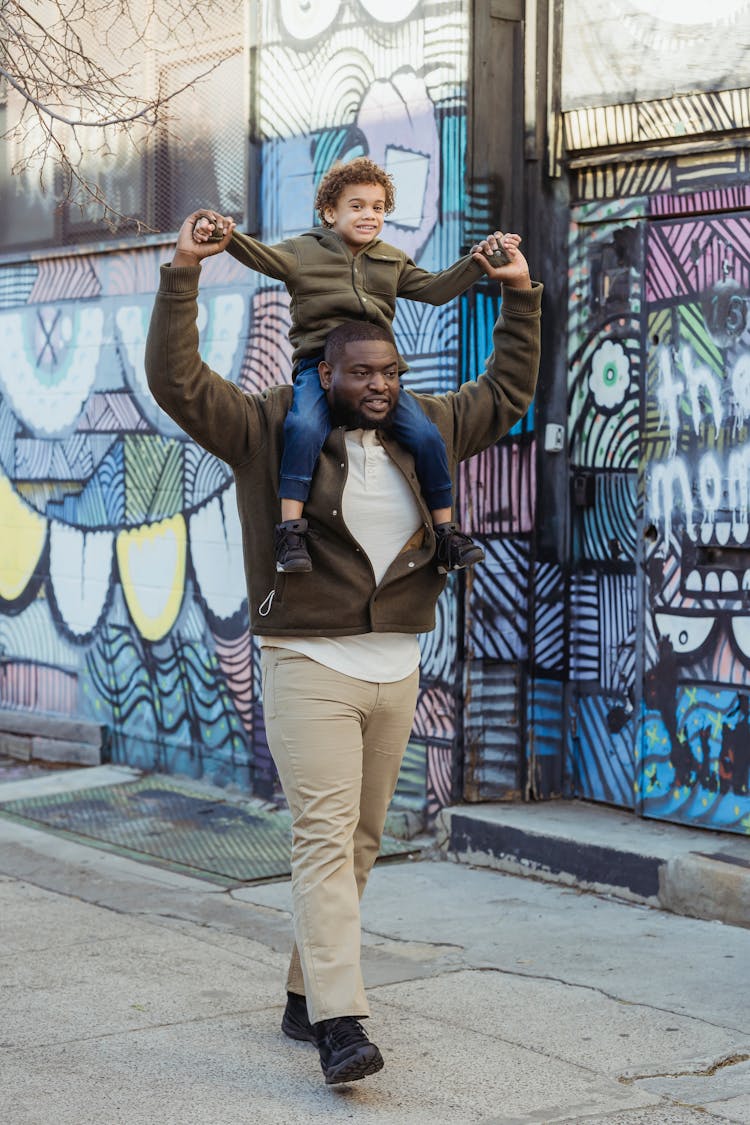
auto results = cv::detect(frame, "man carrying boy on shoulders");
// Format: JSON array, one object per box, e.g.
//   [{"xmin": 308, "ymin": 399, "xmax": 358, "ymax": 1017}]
[{"xmin": 146, "ymin": 212, "xmax": 542, "ymax": 1086}]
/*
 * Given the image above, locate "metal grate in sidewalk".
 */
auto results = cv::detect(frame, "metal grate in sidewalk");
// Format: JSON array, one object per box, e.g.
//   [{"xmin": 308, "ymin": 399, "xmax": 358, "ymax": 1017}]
[{"xmin": 0, "ymin": 776, "xmax": 419, "ymax": 886}]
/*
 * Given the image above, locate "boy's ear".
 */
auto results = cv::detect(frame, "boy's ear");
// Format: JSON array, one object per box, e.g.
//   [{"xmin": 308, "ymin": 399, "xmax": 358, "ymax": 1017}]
[{"xmin": 318, "ymin": 359, "xmax": 332, "ymax": 391}]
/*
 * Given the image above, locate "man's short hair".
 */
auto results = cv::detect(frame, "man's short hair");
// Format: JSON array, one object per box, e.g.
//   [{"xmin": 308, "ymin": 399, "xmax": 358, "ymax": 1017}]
[
  {"xmin": 324, "ymin": 321, "xmax": 396, "ymax": 365},
  {"xmin": 315, "ymin": 157, "xmax": 396, "ymax": 226}
]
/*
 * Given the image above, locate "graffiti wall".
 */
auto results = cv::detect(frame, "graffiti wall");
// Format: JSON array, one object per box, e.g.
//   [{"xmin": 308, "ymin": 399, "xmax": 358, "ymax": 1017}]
[
  {"xmin": 642, "ymin": 188, "xmax": 750, "ymax": 833},
  {"xmin": 564, "ymin": 158, "xmax": 750, "ymax": 834},
  {"xmin": 0, "ymin": 0, "xmax": 524, "ymax": 819},
  {"xmin": 564, "ymin": 200, "xmax": 642, "ymax": 808}
]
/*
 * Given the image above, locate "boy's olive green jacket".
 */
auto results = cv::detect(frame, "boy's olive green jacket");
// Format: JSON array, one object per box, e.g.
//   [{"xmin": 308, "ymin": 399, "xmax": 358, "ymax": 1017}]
[
  {"xmin": 226, "ymin": 227, "xmax": 488, "ymax": 371},
  {"xmin": 145, "ymin": 264, "xmax": 542, "ymax": 637}
]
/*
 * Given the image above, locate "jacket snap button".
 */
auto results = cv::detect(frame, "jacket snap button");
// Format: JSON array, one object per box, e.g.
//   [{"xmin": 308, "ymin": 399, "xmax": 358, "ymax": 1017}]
[
  {"xmin": 332, "ymin": 509, "xmax": 338, "ymax": 516},
  {"xmin": 408, "ymin": 561, "xmax": 415, "ymax": 568}
]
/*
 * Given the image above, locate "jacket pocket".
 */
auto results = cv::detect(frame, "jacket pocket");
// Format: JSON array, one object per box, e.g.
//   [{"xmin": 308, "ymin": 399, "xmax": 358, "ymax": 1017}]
[{"xmin": 363, "ymin": 254, "xmax": 400, "ymax": 297}]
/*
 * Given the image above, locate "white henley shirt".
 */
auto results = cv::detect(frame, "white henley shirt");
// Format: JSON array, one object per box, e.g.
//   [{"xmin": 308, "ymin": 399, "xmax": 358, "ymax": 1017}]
[{"xmin": 259, "ymin": 428, "xmax": 423, "ymax": 682}]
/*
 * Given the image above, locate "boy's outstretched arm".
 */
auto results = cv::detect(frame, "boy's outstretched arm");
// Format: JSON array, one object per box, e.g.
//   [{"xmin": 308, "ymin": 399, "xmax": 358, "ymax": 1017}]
[
  {"xmin": 395, "ymin": 231, "xmax": 525, "ymax": 304},
  {"xmin": 188, "ymin": 207, "xmax": 298, "ymax": 283}
]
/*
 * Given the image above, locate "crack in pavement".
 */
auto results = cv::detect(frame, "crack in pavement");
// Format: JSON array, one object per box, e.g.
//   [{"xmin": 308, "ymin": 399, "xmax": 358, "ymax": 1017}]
[
  {"xmin": 1, "ymin": 1002, "xmax": 285, "ymax": 1055},
  {"xmin": 361, "ymin": 925, "xmax": 463, "ymax": 951},
  {"xmin": 370, "ymin": 964, "xmax": 750, "ymax": 1038},
  {"xmin": 622, "ymin": 1051, "xmax": 750, "ymax": 1084}
]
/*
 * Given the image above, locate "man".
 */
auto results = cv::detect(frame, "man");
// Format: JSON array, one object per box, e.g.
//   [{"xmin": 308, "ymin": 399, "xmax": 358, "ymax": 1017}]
[{"xmin": 145, "ymin": 212, "xmax": 541, "ymax": 1085}]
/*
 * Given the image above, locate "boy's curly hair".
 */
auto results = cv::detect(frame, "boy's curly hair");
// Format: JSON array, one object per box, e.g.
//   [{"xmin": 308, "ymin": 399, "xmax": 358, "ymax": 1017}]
[{"xmin": 315, "ymin": 157, "xmax": 395, "ymax": 226}]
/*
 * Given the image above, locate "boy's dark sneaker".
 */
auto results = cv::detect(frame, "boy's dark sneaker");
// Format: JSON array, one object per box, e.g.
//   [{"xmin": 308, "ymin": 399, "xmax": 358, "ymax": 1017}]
[
  {"xmin": 434, "ymin": 522, "xmax": 485, "ymax": 574},
  {"xmin": 281, "ymin": 991, "xmax": 316, "ymax": 1044},
  {"xmin": 314, "ymin": 1016, "xmax": 384, "ymax": 1085},
  {"xmin": 275, "ymin": 518, "xmax": 312, "ymax": 573}
]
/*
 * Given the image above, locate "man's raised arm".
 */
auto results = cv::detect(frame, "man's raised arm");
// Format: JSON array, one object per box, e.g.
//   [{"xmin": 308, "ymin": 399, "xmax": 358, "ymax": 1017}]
[
  {"xmin": 145, "ymin": 211, "xmax": 269, "ymax": 468},
  {"xmin": 423, "ymin": 236, "xmax": 542, "ymax": 463}
]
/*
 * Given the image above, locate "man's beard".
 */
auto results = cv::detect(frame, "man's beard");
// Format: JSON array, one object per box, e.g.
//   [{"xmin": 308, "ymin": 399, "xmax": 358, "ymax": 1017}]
[{"xmin": 329, "ymin": 391, "xmax": 397, "ymax": 431}]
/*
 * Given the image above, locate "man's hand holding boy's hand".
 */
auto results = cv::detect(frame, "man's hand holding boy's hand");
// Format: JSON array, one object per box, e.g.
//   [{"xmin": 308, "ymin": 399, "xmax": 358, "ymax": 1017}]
[
  {"xmin": 471, "ymin": 232, "xmax": 531, "ymax": 290},
  {"xmin": 171, "ymin": 210, "xmax": 236, "ymax": 268}
]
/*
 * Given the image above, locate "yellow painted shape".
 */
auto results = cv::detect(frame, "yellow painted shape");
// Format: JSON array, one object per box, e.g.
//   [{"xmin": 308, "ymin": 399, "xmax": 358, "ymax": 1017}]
[
  {"xmin": 0, "ymin": 475, "xmax": 47, "ymax": 600},
  {"xmin": 116, "ymin": 515, "xmax": 187, "ymax": 642}
]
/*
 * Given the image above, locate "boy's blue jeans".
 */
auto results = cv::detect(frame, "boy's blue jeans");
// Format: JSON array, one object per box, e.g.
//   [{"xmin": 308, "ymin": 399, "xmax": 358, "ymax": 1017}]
[{"xmin": 279, "ymin": 356, "xmax": 453, "ymax": 511}]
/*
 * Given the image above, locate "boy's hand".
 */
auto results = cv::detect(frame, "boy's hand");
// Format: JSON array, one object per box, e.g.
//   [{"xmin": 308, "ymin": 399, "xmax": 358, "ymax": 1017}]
[
  {"xmin": 171, "ymin": 210, "xmax": 236, "ymax": 267},
  {"xmin": 471, "ymin": 232, "xmax": 531, "ymax": 290}
]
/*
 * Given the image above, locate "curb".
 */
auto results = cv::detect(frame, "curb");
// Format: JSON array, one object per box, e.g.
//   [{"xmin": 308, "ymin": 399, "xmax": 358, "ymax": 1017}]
[{"xmin": 436, "ymin": 802, "xmax": 750, "ymax": 929}]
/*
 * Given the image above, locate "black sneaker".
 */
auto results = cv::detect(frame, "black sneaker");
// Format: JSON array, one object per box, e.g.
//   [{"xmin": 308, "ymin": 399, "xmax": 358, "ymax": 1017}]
[
  {"xmin": 434, "ymin": 522, "xmax": 485, "ymax": 574},
  {"xmin": 281, "ymin": 991, "xmax": 316, "ymax": 1044},
  {"xmin": 314, "ymin": 1016, "xmax": 384, "ymax": 1085},
  {"xmin": 275, "ymin": 518, "xmax": 312, "ymax": 573}
]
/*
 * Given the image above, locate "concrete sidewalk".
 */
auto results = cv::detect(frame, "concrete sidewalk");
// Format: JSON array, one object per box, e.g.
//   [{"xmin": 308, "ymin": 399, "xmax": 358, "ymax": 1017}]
[
  {"xmin": 438, "ymin": 800, "xmax": 750, "ymax": 929},
  {"xmin": 0, "ymin": 767, "xmax": 749, "ymax": 1124}
]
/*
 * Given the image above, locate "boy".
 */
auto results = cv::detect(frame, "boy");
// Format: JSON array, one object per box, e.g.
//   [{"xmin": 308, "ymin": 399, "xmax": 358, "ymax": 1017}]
[{"xmin": 193, "ymin": 157, "xmax": 519, "ymax": 574}]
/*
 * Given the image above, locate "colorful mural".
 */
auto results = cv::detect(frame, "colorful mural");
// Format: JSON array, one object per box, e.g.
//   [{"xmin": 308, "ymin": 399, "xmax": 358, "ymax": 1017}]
[
  {"xmin": 0, "ymin": 0, "xmax": 526, "ymax": 818},
  {"xmin": 6, "ymin": 0, "xmax": 746, "ymax": 837},
  {"xmin": 641, "ymin": 191, "xmax": 750, "ymax": 833},
  {"xmin": 563, "ymin": 199, "xmax": 642, "ymax": 809},
  {"xmin": 562, "ymin": 172, "xmax": 750, "ymax": 834}
]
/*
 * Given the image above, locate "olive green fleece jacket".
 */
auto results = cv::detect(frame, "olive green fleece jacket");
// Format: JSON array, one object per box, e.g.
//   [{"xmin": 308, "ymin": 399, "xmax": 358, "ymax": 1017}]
[
  {"xmin": 145, "ymin": 263, "xmax": 542, "ymax": 636},
  {"xmin": 226, "ymin": 227, "xmax": 488, "ymax": 371}
]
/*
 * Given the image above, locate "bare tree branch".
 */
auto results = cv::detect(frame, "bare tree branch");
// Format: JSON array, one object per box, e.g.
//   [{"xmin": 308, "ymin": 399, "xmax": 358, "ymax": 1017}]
[{"xmin": 0, "ymin": 0, "xmax": 244, "ymax": 232}]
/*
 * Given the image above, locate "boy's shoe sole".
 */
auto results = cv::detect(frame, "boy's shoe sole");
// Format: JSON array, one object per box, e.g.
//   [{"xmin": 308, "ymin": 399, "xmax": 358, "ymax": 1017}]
[
  {"xmin": 437, "ymin": 545, "xmax": 485, "ymax": 575},
  {"xmin": 323, "ymin": 1044, "xmax": 384, "ymax": 1085},
  {"xmin": 276, "ymin": 559, "xmax": 312, "ymax": 573}
]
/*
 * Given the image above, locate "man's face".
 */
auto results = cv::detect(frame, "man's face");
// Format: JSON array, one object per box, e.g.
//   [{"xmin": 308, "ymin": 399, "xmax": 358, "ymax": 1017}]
[
  {"xmin": 324, "ymin": 183, "xmax": 386, "ymax": 250},
  {"xmin": 319, "ymin": 340, "xmax": 400, "ymax": 429}
]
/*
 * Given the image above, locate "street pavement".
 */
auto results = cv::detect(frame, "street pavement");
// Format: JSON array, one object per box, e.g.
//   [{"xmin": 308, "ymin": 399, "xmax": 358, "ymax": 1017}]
[{"xmin": 0, "ymin": 765, "xmax": 748, "ymax": 1125}]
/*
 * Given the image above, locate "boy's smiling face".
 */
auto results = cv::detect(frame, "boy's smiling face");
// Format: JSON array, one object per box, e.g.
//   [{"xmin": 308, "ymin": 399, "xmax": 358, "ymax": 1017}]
[{"xmin": 324, "ymin": 182, "xmax": 386, "ymax": 250}]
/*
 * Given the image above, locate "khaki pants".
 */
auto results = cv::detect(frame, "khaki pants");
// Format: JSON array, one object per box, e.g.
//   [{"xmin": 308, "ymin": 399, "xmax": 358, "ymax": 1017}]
[{"xmin": 260, "ymin": 647, "xmax": 419, "ymax": 1025}]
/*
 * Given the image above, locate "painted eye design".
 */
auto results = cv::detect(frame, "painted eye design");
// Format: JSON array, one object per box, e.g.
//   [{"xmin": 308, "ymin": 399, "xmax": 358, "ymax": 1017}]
[
  {"xmin": 654, "ymin": 613, "xmax": 716, "ymax": 655},
  {"xmin": 730, "ymin": 617, "xmax": 750, "ymax": 659},
  {"xmin": 0, "ymin": 306, "xmax": 103, "ymax": 435},
  {"xmin": 359, "ymin": 0, "xmax": 420, "ymax": 20},
  {"xmin": 279, "ymin": 0, "xmax": 340, "ymax": 39}
]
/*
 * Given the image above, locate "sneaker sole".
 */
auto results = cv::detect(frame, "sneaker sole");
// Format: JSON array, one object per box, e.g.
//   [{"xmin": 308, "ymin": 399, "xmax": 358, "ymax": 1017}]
[
  {"xmin": 276, "ymin": 561, "xmax": 312, "ymax": 573},
  {"xmin": 323, "ymin": 1046, "xmax": 384, "ymax": 1085},
  {"xmin": 437, "ymin": 555, "xmax": 485, "ymax": 575}
]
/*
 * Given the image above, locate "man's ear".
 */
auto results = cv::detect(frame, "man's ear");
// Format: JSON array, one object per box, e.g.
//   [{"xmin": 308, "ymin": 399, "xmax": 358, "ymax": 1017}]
[{"xmin": 318, "ymin": 359, "xmax": 332, "ymax": 391}]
